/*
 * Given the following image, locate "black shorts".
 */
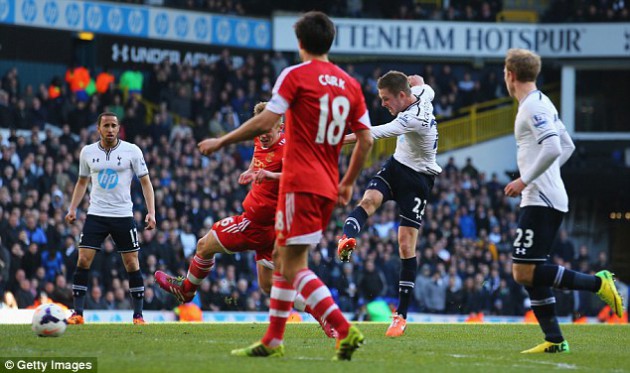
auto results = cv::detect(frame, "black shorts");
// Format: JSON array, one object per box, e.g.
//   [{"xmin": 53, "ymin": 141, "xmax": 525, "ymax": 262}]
[
  {"xmin": 367, "ymin": 157, "xmax": 435, "ymax": 229},
  {"xmin": 511, "ymin": 206, "xmax": 564, "ymax": 264},
  {"xmin": 79, "ymin": 215, "xmax": 140, "ymax": 253}
]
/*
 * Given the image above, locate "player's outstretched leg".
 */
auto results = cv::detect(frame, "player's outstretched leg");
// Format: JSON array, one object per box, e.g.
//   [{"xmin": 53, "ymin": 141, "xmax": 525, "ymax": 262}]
[
  {"xmin": 596, "ymin": 270, "xmax": 624, "ymax": 318},
  {"xmin": 338, "ymin": 206, "xmax": 368, "ymax": 262},
  {"xmin": 154, "ymin": 271, "xmax": 195, "ymax": 303}
]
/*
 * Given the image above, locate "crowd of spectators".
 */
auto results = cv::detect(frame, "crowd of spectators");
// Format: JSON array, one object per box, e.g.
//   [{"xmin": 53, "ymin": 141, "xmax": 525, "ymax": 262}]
[
  {"xmin": 0, "ymin": 52, "xmax": 608, "ymax": 318},
  {"xmin": 107, "ymin": 0, "xmax": 630, "ymax": 23},
  {"xmin": 1, "ymin": 51, "xmax": 508, "ymax": 140}
]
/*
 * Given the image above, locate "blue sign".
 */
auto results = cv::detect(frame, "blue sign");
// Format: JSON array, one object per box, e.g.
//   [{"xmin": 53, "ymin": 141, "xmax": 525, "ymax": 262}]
[
  {"xmin": 83, "ymin": 2, "xmax": 148, "ymax": 37},
  {"xmin": 98, "ymin": 169, "xmax": 119, "ymax": 190},
  {"xmin": 7, "ymin": 0, "xmax": 271, "ymax": 50},
  {"xmin": 211, "ymin": 16, "xmax": 270, "ymax": 49},
  {"xmin": 0, "ymin": 0, "xmax": 15, "ymax": 24}
]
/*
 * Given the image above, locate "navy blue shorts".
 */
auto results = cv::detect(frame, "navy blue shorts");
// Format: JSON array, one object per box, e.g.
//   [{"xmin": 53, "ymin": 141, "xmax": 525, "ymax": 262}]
[
  {"xmin": 79, "ymin": 215, "xmax": 140, "ymax": 253},
  {"xmin": 512, "ymin": 206, "xmax": 564, "ymax": 264},
  {"xmin": 367, "ymin": 157, "xmax": 434, "ymax": 229}
]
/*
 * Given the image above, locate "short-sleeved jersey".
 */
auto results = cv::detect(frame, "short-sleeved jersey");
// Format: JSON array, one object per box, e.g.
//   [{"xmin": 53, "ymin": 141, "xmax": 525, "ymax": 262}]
[
  {"xmin": 515, "ymin": 90, "xmax": 568, "ymax": 212},
  {"xmin": 79, "ymin": 140, "xmax": 148, "ymax": 217},
  {"xmin": 266, "ymin": 59, "xmax": 371, "ymax": 201},
  {"xmin": 370, "ymin": 84, "xmax": 442, "ymax": 175},
  {"xmin": 242, "ymin": 133, "xmax": 286, "ymax": 224}
]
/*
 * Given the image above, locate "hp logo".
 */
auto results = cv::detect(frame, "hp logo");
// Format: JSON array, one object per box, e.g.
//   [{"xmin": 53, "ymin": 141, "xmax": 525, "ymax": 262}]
[
  {"xmin": 98, "ymin": 169, "xmax": 119, "ymax": 190},
  {"xmin": 175, "ymin": 15, "xmax": 188, "ymax": 38},
  {"xmin": 194, "ymin": 17, "xmax": 208, "ymax": 40},
  {"xmin": 0, "ymin": 0, "xmax": 10, "ymax": 22},
  {"xmin": 86, "ymin": 5, "xmax": 103, "ymax": 29},
  {"xmin": 128, "ymin": 9, "xmax": 144, "ymax": 34},
  {"xmin": 21, "ymin": 0, "xmax": 37, "ymax": 23},
  {"xmin": 154, "ymin": 12, "xmax": 168, "ymax": 35},
  {"xmin": 235, "ymin": 21, "xmax": 250, "ymax": 45},
  {"xmin": 65, "ymin": 3, "xmax": 80, "ymax": 27},
  {"xmin": 107, "ymin": 7, "xmax": 122, "ymax": 32},
  {"xmin": 216, "ymin": 19, "xmax": 230, "ymax": 43},
  {"xmin": 43, "ymin": 1, "xmax": 59, "ymax": 25},
  {"xmin": 255, "ymin": 23, "xmax": 270, "ymax": 48}
]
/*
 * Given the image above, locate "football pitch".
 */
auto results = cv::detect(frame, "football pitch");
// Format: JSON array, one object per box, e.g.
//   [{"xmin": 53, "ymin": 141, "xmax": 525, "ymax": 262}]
[{"xmin": 2, "ymin": 323, "xmax": 629, "ymax": 373}]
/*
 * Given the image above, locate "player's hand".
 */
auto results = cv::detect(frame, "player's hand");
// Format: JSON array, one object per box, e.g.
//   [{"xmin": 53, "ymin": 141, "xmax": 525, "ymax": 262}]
[
  {"xmin": 238, "ymin": 169, "xmax": 256, "ymax": 184},
  {"xmin": 197, "ymin": 138, "xmax": 223, "ymax": 156},
  {"xmin": 505, "ymin": 178, "xmax": 527, "ymax": 197},
  {"xmin": 254, "ymin": 169, "xmax": 271, "ymax": 184},
  {"xmin": 65, "ymin": 210, "xmax": 76, "ymax": 224},
  {"xmin": 337, "ymin": 183, "xmax": 353, "ymax": 206},
  {"xmin": 145, "ymin": 213, "xmax": 156, "ymax": 230},
  {"xmin": 408, "ymin": 75, "xmax": 424, "ymax": 87}
]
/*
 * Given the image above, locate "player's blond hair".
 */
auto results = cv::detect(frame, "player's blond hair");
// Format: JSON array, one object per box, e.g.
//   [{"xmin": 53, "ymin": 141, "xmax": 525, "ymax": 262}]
[
  {"xmin": 253, "ymin": 102, "xmax": 267, "ymax": 116},
  {"xmin": 505, "ymin": 48, "xmax": 541, "ymax": 83},
  {"xmin": 377, "ymin": 71, "xmax": 412, "ymax": 96},
  {"xmin": 253, "ymin": 101, "xmax": 282, "ymax": 129}
]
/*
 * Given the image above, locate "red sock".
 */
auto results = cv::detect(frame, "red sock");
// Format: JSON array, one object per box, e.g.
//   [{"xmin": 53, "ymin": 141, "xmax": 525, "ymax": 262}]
[
  {"xmin": 183, "ymin": 254, "xmax": 214, "ymax": 293},
  {"xmin": 293, "ymin": 269, "xmax": 350, "ymax": 339},
  {"xmin": 262, "ymin": 272, "xmax": 296, "ymax": 347}
]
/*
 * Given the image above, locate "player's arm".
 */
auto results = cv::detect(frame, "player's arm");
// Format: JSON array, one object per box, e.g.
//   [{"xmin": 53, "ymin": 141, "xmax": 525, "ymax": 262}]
[
  {"xmin": 65, "ymin": 176, "xmax": 90, "ymax": 224},
  {"xmin": 557, "ymin": 124, "xmax": 575, "ymax": 166},
  {"xmin": 254, "ymin": 170, "xmax": 281, "ymax": 184},
  {"xmin": 505, "ymin": 135, "xmax": 562, "ymax": 197},
  {"xmin": 338, "ymin": 129, "xmax": 373, "ymax": 205},
  {"xmin": 198, "ymin": 110, "xmax": 281, "ymax": 155},
  {"xmin": 139, "ymin": 174, "xmax": 156, "ymax": 230},
  {"xmin": 344, "ymin": 115, "xmax": 419, "ymax": 144}
]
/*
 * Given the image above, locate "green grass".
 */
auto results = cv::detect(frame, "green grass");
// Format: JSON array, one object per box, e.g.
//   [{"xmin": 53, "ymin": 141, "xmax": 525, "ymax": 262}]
[{"xmin": 2, "ymin": 323, "xmax": 629, "ymax": 373}]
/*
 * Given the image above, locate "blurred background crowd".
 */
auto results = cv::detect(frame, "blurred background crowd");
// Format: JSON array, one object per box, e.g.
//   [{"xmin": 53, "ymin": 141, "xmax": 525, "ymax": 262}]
[{"xmin": 0, "ymin": 0, "xmax": 619, "ymax": 320}]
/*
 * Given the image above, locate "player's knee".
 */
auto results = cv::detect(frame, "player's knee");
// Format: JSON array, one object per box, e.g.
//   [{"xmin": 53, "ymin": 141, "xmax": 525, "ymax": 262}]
[
  {"xmin": 359, "ymin": 196, "xmax": 378, "ymax": 213},
  {"xmin": 512, "ymin": 266, "xmax": 533, "ymax": 286},
  {"xmin": 196, "ymin": 235, "xmax": 215, "ymax": 257},
  {"xmin": 76, "ymin": 256, "xmax": 92, "ymax": 269},
  {"xmin": 398, "ymin": 242, "xmax": 415, "ymax": 258},
  {"xmin": 123, "ymin": 258, "xmax": 139, "ymax": 272},
  {"xmin": 260, "ymin": 282, "xmax": 271, "ymax": 295}
]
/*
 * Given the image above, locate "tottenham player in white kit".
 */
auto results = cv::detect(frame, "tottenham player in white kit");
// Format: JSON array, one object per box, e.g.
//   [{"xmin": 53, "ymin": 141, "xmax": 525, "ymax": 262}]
[
  {"xmin": 503, "ymin": 49, "xmax": 623, "ymax": 353},
  {"xmin": 65, "ymin": 112, "xmax": 156, "ymax": 325},
  {"xmin": 339, "ymin": 71, "xmax": 441, "ymax": 337}
]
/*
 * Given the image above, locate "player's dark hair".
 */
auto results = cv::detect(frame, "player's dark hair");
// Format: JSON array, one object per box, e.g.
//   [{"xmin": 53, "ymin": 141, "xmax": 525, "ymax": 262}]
[
  {"xmin": 97, "ymin": 112, "xmax": 119, "ymax": 127},
  {"xmin": 505, "ymin": 48, "xmax": 541, "ymax": 82},
  {"xmin": 377, "ymin": 70, "xmax": 412, "ymax": 96},
  {"xmin": 294, "ymin": 11, "xmax": 335, "ymax": 56}
]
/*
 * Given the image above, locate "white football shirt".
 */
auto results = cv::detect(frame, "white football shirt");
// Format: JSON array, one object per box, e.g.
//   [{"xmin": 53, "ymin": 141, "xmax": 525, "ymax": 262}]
[
  {"xmin": 79, "ymin": 140, "xmax": 149, "ymax": 217},
  {"xmin": 371, "ymin": 85, "xmax": 442, "ymax": 175},
  {"xmin": 515, "ymin": 90, "xmax": 568, "ymax": 212}
]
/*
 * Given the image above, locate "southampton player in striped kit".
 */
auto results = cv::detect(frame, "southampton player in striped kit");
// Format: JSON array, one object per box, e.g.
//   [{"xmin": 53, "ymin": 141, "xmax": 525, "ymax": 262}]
[
  {"xmin": 154, "ymin": 102, "xmax": 336, "ymax": 338},
  {"xmin": 338, "ymin": 72, "xmax": 441, "ymax": 337},
  {"xmin": 503, "ymin": 48, "xmax": 623, "ymax": 353},
  {"xmin": 198, "ymin": 12, "xmax": 373, "ymax": 361},
  {"xmin": 66, "ymin": 112, "xmax": 156, "ymax": 325}
]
